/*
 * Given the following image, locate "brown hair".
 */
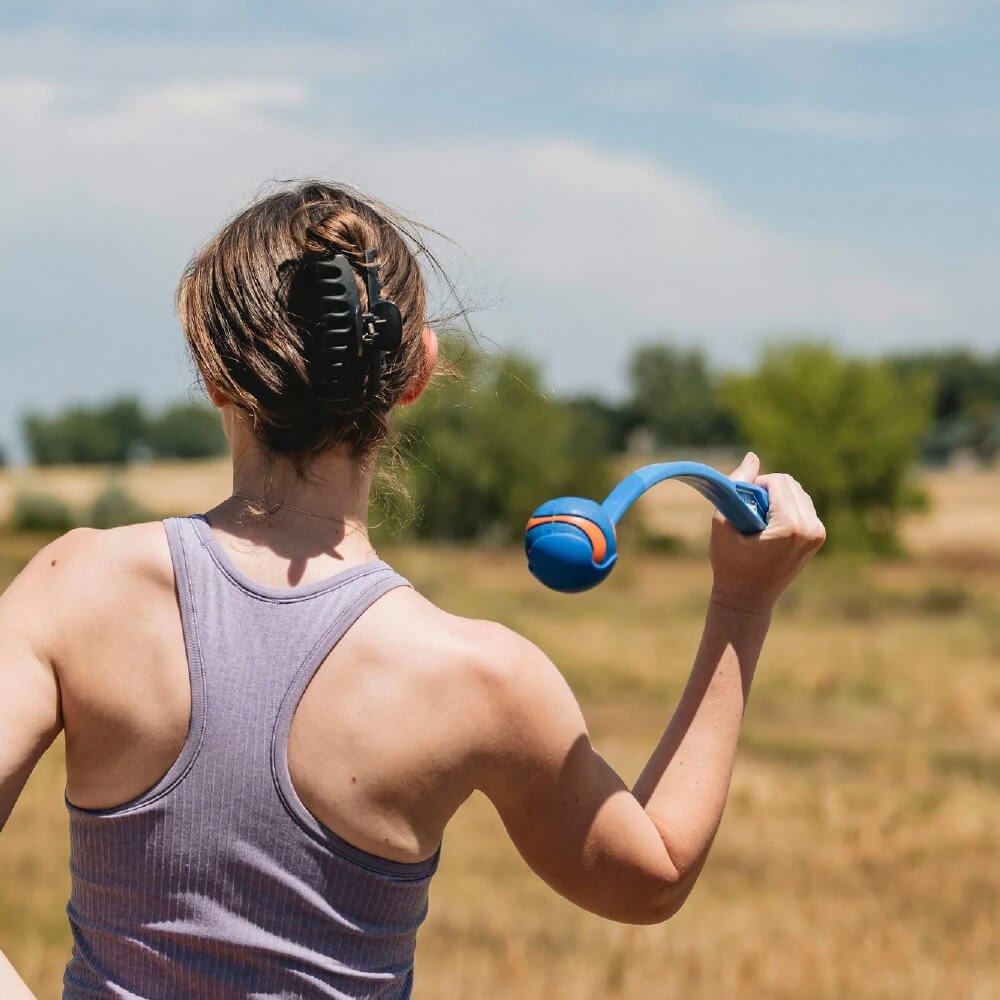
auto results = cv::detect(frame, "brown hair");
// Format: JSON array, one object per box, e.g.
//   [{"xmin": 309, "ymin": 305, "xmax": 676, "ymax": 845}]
[{"xmin": 177, "ymin": 180, "xmax": 439, "ymax": 477}]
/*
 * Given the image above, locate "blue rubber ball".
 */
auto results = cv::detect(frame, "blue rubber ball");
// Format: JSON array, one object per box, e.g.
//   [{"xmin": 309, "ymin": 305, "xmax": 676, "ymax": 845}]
[{"xmin": 524, "ymin": 497, "xmax": 618, "ymax": 593}]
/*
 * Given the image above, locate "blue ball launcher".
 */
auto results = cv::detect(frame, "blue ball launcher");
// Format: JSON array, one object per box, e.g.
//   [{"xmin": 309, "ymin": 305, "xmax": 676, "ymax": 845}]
[{"xmin": 525, "ymin": 461, "xmax": 769, "ymax": 593}]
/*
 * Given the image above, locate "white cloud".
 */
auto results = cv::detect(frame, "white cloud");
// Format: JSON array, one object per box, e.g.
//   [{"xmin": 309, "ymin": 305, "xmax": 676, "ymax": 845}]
[
  {"xmin": 381, "ymin": 139, "xmax": 941, "ymax": 359},
  {"xmin": 127, "ymin": 80, "xmax": 309, "ymax": 120},
  {"xmin": 0, "ymin": 74, "xmax": 963, "ymax": 401},
  {"xmin": 724, "ymin": 1, "xmax": 917, "ymax": 38},
  {"xmin": 0, "ymin": 75, "xmax": 68, "ymax": 117}
]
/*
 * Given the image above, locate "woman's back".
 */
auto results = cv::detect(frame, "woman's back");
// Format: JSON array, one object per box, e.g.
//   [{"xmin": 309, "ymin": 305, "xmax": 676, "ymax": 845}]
[{"xmin": 53, "ymin": 514, "xmax": 499, "ymax": 998}]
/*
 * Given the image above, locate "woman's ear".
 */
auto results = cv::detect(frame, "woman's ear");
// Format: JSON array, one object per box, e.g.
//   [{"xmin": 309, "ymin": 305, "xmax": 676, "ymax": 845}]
[
  {"xmin": 205, "ymin": 382, "xmax": 229, "ymax": 409},
  {"xmin": 399, "ymin": 327, "xmax": 439, "ymax": 406},
  {"xmin": 204, "ymin": 382, "xmax": 236, "ymax": 444}
]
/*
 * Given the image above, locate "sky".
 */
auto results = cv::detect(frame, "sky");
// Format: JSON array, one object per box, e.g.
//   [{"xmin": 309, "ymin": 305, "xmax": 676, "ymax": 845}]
[{"xmin": 1, "ymin": 0, "xmax": 998, "ymax": 460}]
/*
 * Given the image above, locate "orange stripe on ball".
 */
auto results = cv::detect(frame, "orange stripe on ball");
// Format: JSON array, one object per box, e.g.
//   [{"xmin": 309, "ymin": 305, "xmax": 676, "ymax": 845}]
[{"xmin": 525, "ymin": 515, "xmax": 612, "ymax": 563}]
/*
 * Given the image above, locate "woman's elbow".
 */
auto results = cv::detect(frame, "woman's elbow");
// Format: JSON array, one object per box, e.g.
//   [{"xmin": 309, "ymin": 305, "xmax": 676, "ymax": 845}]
[
  {"xmin": 595, "ymin": 867, "xmax": 699, "ymax": 925},
  {"xmin": 638, "ymin": 878, "xmax": 697, "ymax": 924},
  {"xmin": 624, "ymin": 873, "xmax": 697, "ymax": 924}
]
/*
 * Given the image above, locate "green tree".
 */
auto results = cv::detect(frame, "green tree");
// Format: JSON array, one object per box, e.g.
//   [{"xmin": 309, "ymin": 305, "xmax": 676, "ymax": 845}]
[
  {"xmin": 628, "ymin": 343, "xmax": 734, "ymax": 446},
  {"xmin": 888, "ymin": 349, "xmax": 1000, "ymax": 464},
  {"xmin": 147, "ymin": 402, "xmax": 227, "ymax": 459},
  {"xmin": 22, "ymin": 395, "xmax": 149, "ymax": 465},
  {"xmin": 722, "ymin": 342, "xmax": 932, "ymax": 554},
  {"xmin": 564, "ymin": 394, "xmax": 636, "ymax": 454},
  {"xmin": 391, "ymin": 348, "xmax": 613, "ymax": 542}
]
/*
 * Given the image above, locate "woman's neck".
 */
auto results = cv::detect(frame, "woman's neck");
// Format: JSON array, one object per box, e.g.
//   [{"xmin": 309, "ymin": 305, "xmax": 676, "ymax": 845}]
[{"xmin": 208, "ymin": 424, "xmax": 377, "ymax": 563}]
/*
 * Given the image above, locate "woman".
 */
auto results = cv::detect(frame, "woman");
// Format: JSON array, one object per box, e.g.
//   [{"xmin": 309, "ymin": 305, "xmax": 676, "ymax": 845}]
[{"xmin": 0, "ymin": 181, "xmax": 825, "ymax": 999}]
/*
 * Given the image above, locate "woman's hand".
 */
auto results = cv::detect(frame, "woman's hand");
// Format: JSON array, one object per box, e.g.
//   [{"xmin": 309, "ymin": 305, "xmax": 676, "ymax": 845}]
[{"xmin": 709, "ymin": 452, "xmax": 826, "ymax": 616}]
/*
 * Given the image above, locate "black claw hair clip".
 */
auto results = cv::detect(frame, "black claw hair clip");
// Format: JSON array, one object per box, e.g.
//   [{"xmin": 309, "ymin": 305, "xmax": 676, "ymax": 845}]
[{"xmin": 291, "ymin": 248, "xmax": 403, "ymax": 402}]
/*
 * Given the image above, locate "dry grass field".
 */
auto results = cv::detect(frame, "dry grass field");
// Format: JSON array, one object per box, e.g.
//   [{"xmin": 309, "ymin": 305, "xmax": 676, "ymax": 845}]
[
  {"xmin": 1, "ymin": 462, "xmax": 998, "ymax": 998},
  {"xmin": 0, "ymin": 458, "xmax": 234, "ymax": 524}
]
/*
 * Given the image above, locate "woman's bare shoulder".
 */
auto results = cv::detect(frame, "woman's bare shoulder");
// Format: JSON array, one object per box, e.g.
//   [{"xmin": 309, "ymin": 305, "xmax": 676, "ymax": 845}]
[
  {"xmin": 358, "ymin": 584, "xmax": 564, "ymax": 707},
  {"xmin": 362, "ymin": 583, "xmax": 525, "ymax": 660},
  {"xmin": 44, "ymin": 520, "xmax": 173, "ymax": 581},
  {"xmin": 14, "ymin": 522, "xmax": 175, "ymax": 622},
  {"xmin": 13, "ymin": 519, "xmax": 166, "ymax": 578},
  {"xmin": 0, "ymin": 522, "xmax": 174, "ymax": 681}
]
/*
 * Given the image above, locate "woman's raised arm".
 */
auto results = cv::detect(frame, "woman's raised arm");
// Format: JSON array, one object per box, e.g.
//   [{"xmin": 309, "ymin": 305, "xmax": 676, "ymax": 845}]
[{"xmin": 473, "ymin": 454, "xmax": 825, "ymax": 923}]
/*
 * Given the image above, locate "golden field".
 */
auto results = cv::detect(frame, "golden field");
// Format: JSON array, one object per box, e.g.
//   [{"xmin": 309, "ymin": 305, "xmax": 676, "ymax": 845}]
[{"xmin": 0, "ymin": 461, "xmax": 998, "ymax": 999}]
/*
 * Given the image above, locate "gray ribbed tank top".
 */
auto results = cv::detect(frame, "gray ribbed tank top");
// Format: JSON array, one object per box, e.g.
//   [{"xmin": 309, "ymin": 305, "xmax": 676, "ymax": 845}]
[{"xmin": 63, "ymin": 514, "xmax": 440, "ymax": 1000}]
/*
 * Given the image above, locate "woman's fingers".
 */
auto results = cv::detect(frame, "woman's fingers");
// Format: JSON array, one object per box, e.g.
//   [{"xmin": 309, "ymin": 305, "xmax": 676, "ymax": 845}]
[
  {"xmin": 754, "ymin": 473, "xmax": 794, "ymax": 530},
  {"xmin": 717, "ymin": 457, "xmax": 824, "ymax": 551},
  {"xmin": 755, "ymin": 473, "xmax": 826, "ymax": 549}
]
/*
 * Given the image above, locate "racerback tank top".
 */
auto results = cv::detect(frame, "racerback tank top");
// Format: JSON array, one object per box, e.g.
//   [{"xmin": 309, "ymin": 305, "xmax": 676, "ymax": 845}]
[{"xmin": 63, "ymin": 514, "xmax": 440, "ymax": 1000}]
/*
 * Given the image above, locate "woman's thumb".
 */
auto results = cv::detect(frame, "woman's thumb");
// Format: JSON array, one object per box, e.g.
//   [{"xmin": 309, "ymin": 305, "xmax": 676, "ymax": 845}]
[{"xmin": 729, "ymin": 451, "xmax": 760, "ymax": 482}]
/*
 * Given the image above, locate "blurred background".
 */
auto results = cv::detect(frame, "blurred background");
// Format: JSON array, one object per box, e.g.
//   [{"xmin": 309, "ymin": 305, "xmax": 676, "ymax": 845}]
[{"xmin": 1, "ymin": 2, "xmax": 997, "ymax": 997}]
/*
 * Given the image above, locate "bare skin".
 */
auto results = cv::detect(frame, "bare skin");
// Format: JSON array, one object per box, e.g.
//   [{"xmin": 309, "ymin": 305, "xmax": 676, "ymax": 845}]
[{"xmin": 0, "ymin": 329, "xmax": 825, "ymax": 994}]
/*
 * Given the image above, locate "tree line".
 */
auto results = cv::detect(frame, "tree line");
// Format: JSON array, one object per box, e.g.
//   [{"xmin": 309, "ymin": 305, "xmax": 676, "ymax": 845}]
[
  {"xmin": 562, "ymin": 343, "xmax": 1000, "ymax": 465},
  {"xmin": 18, "ymin": 398, "xmax": 227, "ymax": 465},
  {"xmin": 393, "ymin": 340, "xmax": 943, "ymax": 555},
  {"xmin": 3, "ymin": 343, "xmax": 998, "ymax": 553}
]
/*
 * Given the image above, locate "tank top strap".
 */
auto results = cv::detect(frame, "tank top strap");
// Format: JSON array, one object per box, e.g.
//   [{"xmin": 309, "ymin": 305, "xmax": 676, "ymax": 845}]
[
  {"xmin": 158, "ymin": 516, "xmax": 211, "ymax": 796},
  {"xmin": 271, "ymin": 568, "xmax": 419, "ymax": 861}
]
